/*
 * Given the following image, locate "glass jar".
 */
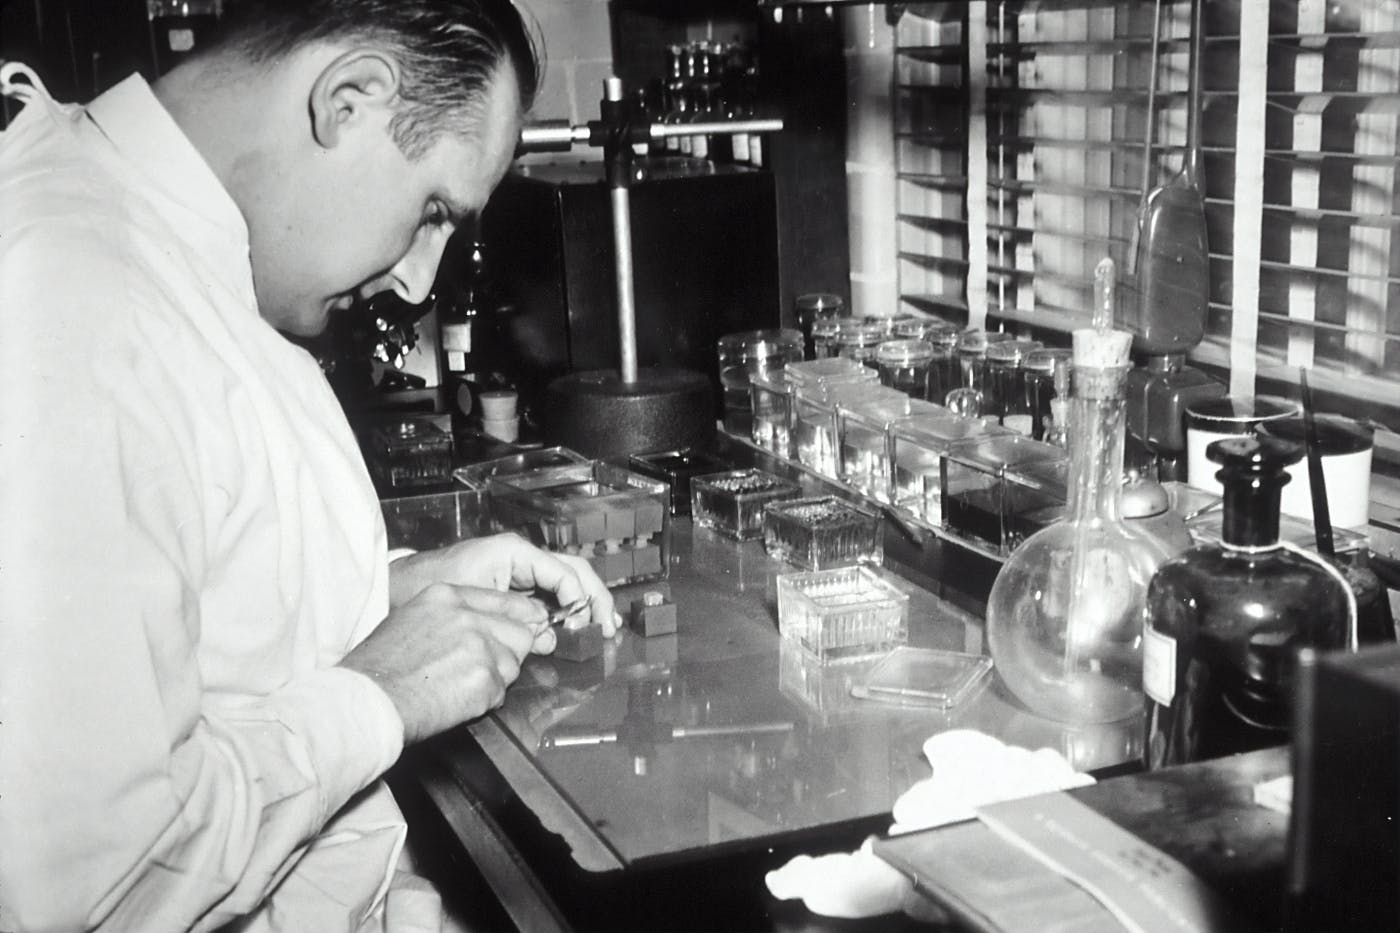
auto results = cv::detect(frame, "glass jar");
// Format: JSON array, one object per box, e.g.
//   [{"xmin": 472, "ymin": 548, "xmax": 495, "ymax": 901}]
[
  {"xmin": 833, "ymin": 320, "xmax": 887, "ymax": 369},
  {"xmin": 925, "ymin": 324, "xmax": 961, "ymax": 409},
  {"xmin": 1143, "ymin": 435, "xmax": 1354, "ymax": 769},
  {"xmin": 984, "ymin": 339, "xmax": 1041, "ymax": 434},
  {"xmin": 986, "ymin": 355, "xmax": 1170, "ymax": 725},
  {"xmin": 717, "ymin": 328, "xmax": 805, "ymax": 435},
  {"xmin": 811, "ymin": 318, "xmax": 842, "ymax": 359},
  {"xmin": 795, "ymin": 293, "xmax": 846, "ymax": 360},
  {"xmin": 875, "ymin": 338, "xmax": 936, "ymax": 399},
  {"xmin": 1024, "ymin": 348, "xmax": 1073, "ymax": 441}
]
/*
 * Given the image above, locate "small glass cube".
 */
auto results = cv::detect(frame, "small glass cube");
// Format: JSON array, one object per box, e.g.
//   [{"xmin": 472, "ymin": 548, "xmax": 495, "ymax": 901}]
[
  {"xmin": 943, "ymin": 434, "xmax": 1068, "ymax": 555},
  {"xmin": 792, "ymin": 383, "xmax": 903, "ymax": 479},
  {"xmin": 889, "ymin": 414, "xmax": 1013, "ymax": 526},
  {"xmin": 690, "ymin": 468, "xmax": 803, "ymax": 540},
  {"xmin": 763, "ymin": 495, "xmax": 883, "ymax": 570},
  {"xmin": 776, "ymin": 565, "xmax": 909, "ymax": 663},
  {"xmin": 628, "ymin": 448, "xmax": 733, "ymax": 515},
  {"xmin": 365, "ymin": 419, "xmax": 454, "ymax": 490},
  {"xmin": 453, "ymin": 446, "xmax": 591, "ymax": 495},
  {"xmin": 487, "ymin": 460, "xmax": 670, "ymax": 585},
  {"xmin": 836, "ymin": 396, "xmax": 948, "ymax": 502},
  {"xmin": 749, "ymin": 370, "xmax": 794, "ymax": 457},
  {"xmin": 1002, "ymin": 456, "xmax": 1068, "ymax": 544}
]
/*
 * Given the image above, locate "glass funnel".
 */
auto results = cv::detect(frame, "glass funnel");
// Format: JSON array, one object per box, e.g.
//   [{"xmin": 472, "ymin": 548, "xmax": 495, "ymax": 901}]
[{"xmin": 985, "ymin": 361, "xmax": 1169, "ymax": 724}]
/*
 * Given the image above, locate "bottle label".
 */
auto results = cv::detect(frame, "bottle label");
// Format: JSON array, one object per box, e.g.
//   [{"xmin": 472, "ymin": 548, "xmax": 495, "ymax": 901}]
[
  {"xmin": 750, "ymin": 135, "xmax": 764, "ymax": 167},
  {"xmin": 732, "ymin": 132, "xmax": 750, "ymax": 163},
  {"xmin": 442, "ymin": 322, "xmax": 472, "ymax": 354},
  {"xmin": 1142, "ymin": 626, "xmax": 1176, "ymax": 706},
  {"xmin": 1002, "ymin": 414, "xmax": 1033, "ymax": 436}
]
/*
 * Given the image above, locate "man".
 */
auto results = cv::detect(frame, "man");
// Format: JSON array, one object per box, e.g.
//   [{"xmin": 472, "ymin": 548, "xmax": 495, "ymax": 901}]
[{"xmin": 0, "ymin": 2, "xmax": 616, "ymax": 930}]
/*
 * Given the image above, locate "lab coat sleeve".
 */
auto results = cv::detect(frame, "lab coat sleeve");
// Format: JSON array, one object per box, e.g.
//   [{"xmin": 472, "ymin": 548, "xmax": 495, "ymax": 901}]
[{"xmin": 0, "ymin": 227, "xmax": 405, "ymax": 930}]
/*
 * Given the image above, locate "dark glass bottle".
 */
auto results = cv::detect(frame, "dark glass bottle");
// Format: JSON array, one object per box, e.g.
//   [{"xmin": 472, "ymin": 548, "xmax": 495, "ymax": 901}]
[
  {"xmin": 1143, "ymin": 435, "xmax": 1353, "ymax": 770},
  {"xmin": 437, "ymin": 239, "xmax": 488, "ymax": 431}
]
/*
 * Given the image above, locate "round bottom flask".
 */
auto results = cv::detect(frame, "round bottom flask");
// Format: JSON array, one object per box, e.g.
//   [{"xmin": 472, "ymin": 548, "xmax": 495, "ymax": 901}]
[{"xmin": 987, "ymin": 345, "xmax": 1168, "ymax": 724}]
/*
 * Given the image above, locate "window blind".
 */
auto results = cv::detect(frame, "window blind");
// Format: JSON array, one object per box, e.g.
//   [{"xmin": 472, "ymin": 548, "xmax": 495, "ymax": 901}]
[{"xmin": 893, "ymin": 0, "xmax": 1400, "ymax": 437}]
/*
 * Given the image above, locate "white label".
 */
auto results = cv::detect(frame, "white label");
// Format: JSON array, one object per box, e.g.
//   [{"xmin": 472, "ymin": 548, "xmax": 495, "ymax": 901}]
[
  {"xmin": 732, "ymin": 132, "xmax": 750, "ymax": 163},
  {"xmin": 692, "ymin": 134, "xmax": 709, "ymax": 159},
  {"xmin": 441, "ymin": 321, "xmax": 472, "ymax": 354},
  {"xmin": 1142, "ymin": 626, "xmax": 1177, "ymax": 706},
  {"xmin": 749, "ymin": 135, "xmax": 764, "ymax": 167},
  {"xmin": 1002, "ymin": 414, "xmax": 1033, "ymax": 436},
  {"xmin": 167, "ymin": 28, "xmax": 195, "ymax": 52}
]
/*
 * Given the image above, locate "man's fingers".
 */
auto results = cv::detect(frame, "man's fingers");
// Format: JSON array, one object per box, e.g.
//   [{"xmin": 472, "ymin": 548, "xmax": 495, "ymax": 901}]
[{"xmin": 446, "ymin": 583, "xmax": 547, "ymax": 626}]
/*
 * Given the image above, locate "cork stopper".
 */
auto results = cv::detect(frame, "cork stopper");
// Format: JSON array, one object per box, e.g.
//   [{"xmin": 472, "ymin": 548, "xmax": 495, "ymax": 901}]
[{"xmin": 1073, "ymin": 257, "xmax": 1133, "ymax": 369}]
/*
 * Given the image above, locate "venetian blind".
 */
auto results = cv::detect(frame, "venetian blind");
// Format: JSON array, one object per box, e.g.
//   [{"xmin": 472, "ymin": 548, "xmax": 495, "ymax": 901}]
[{"xmin": 893, "ymin": 0, "xmax": 1400, "ymax": 435}]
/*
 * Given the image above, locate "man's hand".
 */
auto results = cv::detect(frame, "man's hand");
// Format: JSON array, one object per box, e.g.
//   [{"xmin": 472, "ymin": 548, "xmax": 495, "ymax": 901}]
[
  {"xmin": 340, "ymin": 583, "xmax": 555, "ymax": 744},
  {"xmin": 389, "ymin": 532, "xmax": 618, "ymax": 633}
]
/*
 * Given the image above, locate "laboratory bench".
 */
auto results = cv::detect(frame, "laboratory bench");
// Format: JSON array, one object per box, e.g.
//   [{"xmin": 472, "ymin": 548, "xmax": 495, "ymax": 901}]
[
  {"xmin": 377, "ymin": 429, "xmax": 1398, "ymax": 933},
  {"xmin": 380, "ymin": 433, "xmax": 1151, "ymax": 932}
]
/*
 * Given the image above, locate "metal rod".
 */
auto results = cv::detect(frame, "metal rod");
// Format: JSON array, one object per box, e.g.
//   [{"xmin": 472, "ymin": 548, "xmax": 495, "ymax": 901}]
[
  {"xmin": 611, "ymin": 171, "xmax": 639, "ymax": 384},
  {"xmin": 649, "ymin": 118, "xmax": 784, "ymax": 139}
]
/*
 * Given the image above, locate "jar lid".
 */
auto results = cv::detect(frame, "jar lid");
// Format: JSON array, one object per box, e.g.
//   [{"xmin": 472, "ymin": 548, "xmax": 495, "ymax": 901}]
[
  {"xmin": 1257, "ymin": 414, "xmax": 1374, "ymax": 455},
  {"xmin": 1185, "ymin": 395, "xmax": 1300, "ymax": 430},
  {"xmin": 1023, "ymin": 347, "xmax": 1073, "ymax": 373},
  {"xmin": 795, "ymin": 293, "xmax": 846, "ymax": 315},
  {"xmin": 876, "ymin": 338, "xmax": 936, "ymax": 366},
  {"xmin": 986, "ymin": 339, "xmax": 1042, "ymax": 365},
  {"xmin": 891, "ymin": 317, "xmax": 934, "ymax": 339},
  {"xmin": 924, "ymin": 324, "xmax": 962, "ymax": 347},
  {"xmin": 835, "ymin": 319, "xmax": 887, "ymax": 346},
  {"xmin": 1207, "ymin": 434, "xmax": 1304, "ymax": 471},
  {"xmin": 956, "ymin": 330, "xmax": 989, "ymax": 354},
  {"xmin": 718, "ymin": 327, "xmax": 804, "ymax": 356}
]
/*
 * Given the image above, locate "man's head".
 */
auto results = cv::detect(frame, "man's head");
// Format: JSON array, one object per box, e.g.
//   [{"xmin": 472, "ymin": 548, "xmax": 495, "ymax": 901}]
[{"xmin": 159, "ymin": 0, "xmax": 539, "ymax": 336}]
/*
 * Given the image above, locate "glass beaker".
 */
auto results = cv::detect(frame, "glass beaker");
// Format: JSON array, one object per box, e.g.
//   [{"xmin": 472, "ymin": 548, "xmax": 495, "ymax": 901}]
[
  {"xmin": 795, "ymin": 293, "xmax": 846, "ymax": 360},
  {"xmin": 717, "ymin": 328, "xmax": 804, "ymax": 435},
  {"xmin": 875, "ymin": 338, "xmax": 936, "ymax": 399},
  {"xmin": 985, "ymin": 359, "xmax": 1170, "ymax": 725},
  {"xmin": 985, "ymin": 339, "xmax": 1041, "ymax": 435},
  {"xmin": 833, "ymin": 319, "xmax": 886, "ymax": 369},
  {"xmin": 1024, "ymin": 348, "xmax": 1073, "ymax": 441}
]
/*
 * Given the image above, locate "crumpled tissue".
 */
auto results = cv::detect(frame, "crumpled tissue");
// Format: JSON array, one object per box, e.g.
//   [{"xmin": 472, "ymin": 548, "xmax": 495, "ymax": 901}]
[{"xmin": 764, "ymin": 729, "xmax": 1097, "ymax": 919}]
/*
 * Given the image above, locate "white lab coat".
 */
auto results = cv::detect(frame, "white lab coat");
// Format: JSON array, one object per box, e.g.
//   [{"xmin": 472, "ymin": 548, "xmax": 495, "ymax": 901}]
[{"xmin": 0, "ymin": 69, "xmax": 439, "ymax": 932}]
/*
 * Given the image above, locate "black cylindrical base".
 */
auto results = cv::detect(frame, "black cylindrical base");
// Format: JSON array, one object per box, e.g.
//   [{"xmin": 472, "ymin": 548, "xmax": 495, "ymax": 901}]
[{"xmin": 542, "ymin": 368, "xmax": 715, "ymax": 459}]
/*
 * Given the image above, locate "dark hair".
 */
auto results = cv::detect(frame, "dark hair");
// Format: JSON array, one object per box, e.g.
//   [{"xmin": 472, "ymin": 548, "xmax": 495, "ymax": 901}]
[{"xmin": 207, "ymin": 0, "xmax": 540, "ymax": 156}]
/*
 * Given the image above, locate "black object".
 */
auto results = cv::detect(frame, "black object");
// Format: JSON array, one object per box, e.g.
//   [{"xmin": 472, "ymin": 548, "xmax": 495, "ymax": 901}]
[
  {"xmin": 481, "ymin": 161, "xmax": 780, "ymax": 417},
  {"xmin": 1288, "ymin": 643, "xmax": 1400, "ymax": 932},
  {"xmin": 628, "ymin": 448, "xmax": 733, "ymax": 515},
  {"xmin": 542, "ymin": 368, "xmax": 714, "ymax": 460},
  {"xmin": 1143, "ymin": 435, "xmax": 1352, "ymax": 769}
]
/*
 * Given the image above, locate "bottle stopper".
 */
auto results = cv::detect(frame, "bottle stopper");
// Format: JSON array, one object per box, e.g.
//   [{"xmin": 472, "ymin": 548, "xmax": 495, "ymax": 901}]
[{"xmin": 1073, "ymin": 257, "xmax": 1133, "ymax": 369}]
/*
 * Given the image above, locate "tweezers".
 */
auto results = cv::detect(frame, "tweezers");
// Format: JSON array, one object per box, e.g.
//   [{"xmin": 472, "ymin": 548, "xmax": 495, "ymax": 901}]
[{"xmin": 546, "ymin": 596, "xmax": 591, "ymax": 627}]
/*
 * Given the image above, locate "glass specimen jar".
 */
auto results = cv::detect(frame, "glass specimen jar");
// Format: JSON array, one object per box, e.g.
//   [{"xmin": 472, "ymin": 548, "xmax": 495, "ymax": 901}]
[
  {"xmin": 795, "ymin": 292, "xmax": 846, "ymax": 359},
  {"xmin": 1024, "ymin": 348, "xmax": 1073, "ymax": 441},
  {"xmin": 875, "ymin": 338, "xmax": 936, "ymax": 399},
  {"xmin": 834, "ymin": 319, "xmax": 887, "ymax": 368},
  {"xmin": 811, "ymin": 317, "xmax": 842, "ymax": 358},
  {"xmin": 716, "ymin": 328, "xmax": 804, "ymax": 436},
  {"xmin": 985, "ymin": 326, "xmax": 1170, "ymax": 725},
  {"xmin": 924, "ymin": 324, "xmax": 961, "ymax": 409},
  {"xmin": 984, "ymin": 339, "xmax": 1041, "ymax": 435},
  {"xmin": 1142, "ymin": 435, "xmax": 1354, "ymax": 769}
]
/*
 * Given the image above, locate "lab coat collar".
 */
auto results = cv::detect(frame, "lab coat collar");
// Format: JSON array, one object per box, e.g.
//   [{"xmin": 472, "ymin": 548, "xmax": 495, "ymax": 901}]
[{"xmin": 85, "ymin": 73, "xmax": 249, "ymax": 257}]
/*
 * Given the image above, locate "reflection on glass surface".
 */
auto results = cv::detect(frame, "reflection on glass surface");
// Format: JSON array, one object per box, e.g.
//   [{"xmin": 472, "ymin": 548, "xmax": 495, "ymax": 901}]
[{"xmin": 465, "ymin": 521, "xmax": 1141, "ymax": 868}]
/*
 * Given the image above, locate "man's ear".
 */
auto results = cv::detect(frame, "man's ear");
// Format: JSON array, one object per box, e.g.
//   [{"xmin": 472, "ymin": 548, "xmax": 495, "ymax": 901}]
[{"xmin": 308, "ymin": 49, "xmax": 401, "ymax": 149}]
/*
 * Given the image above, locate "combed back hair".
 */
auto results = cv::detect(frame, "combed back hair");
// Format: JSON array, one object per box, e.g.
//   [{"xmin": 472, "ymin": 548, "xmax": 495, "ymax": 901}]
[{"xmin": 204, "ymin": 0, "xmax": 540, "ymax": 157}]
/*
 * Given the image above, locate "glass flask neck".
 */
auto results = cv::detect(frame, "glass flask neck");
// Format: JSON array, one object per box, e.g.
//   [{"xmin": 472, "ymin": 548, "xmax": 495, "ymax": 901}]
[{"xmin": 1067, "ymin": 365, "xmax": 1128, "ymax": 525}]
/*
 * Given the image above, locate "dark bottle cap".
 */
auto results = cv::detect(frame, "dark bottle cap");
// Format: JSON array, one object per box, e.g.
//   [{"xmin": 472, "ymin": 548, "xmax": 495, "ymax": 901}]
[{"xmin": 1209, "ymin": 435, "xmax": 1303, "ymax": 547}]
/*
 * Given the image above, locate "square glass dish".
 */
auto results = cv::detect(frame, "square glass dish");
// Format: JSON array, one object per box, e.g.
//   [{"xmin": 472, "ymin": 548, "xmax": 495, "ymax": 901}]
[
  {"xmin": 690, "ymin": 468, "xmax": 804, "ymax": 540},
  {"xmin": 889, "ymin": 414, "xmax": 1014, "ymax": 526},
  {"xmin": 380, "ymin": 489, "xmax": 488, "ymax": 552},
  {"xmin": 749, "ymin": 370, "xmax": 795, "ymax": 456},
  {"xmin": 628, "ymin": 448, "xmax": 734, "ymax": 516},
  {"xmin": 776, "ymin": 565, "xmax": 909, "ymax": 663},
  {"xmin": 763, "ymin": 495, "xmax": 883, "ymax": 570},
  {"xmin": 487, "ymin": 460, "xmax": 669, "ymax": 585},
  {"xmin": 365, "ymin": 418, "xmax": 454, "ymax": 491},
  {"xmin": 784, "ymin": 356, "xmax": 880, "ymax": 391},
  {"xmin": 850, "ymin": 646, "xmax": 993, "ymax": 709},
  {"xmin": 792, "ymin": 383, "xmax": 904, "ymax": 480},
  {"xmin": 943, "ymin": 434, "xmax": 1067, "ymax": 555},
  {"xmin": 836, "ymin": 397, "xmax": 948, "ymax": 503}
]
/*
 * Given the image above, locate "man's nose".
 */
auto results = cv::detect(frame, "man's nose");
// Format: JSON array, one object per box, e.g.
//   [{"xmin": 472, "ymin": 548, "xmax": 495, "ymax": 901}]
[{"xmin": 389, "ymin": 230, "xmax": 448, "ymax": 305}]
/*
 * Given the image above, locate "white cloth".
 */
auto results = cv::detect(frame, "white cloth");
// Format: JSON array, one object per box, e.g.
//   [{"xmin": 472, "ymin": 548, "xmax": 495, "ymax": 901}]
[{"xmin": 0, "ymin": 70, "xmax": 422, "ymax": 932}]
